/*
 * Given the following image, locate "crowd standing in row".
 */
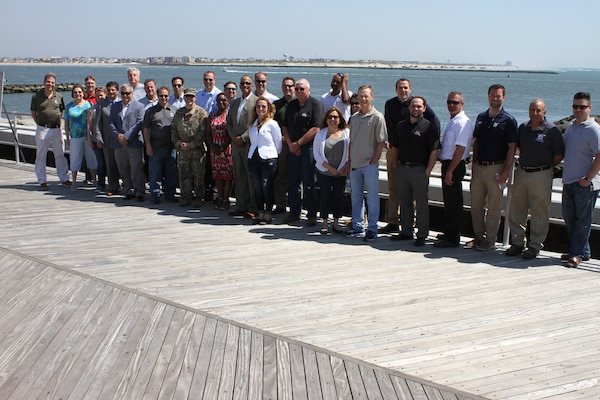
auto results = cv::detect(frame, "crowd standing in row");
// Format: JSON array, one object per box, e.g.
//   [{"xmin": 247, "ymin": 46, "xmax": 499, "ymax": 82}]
[{"xmin": 30, "ymin": 70, "xmax": 600, "ymax": 267}]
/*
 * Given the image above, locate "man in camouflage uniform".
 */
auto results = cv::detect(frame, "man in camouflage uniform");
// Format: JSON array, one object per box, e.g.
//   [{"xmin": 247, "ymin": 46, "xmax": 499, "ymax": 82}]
[{"xmin": 171, "ymin": 88, "xmax": 208, "ymax": 207}]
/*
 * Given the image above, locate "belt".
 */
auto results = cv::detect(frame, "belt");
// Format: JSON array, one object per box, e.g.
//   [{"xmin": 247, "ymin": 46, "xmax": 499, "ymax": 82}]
[
  {"xmin": 521, "ymin": 165, "xmax": 551, "ymax": 172},
  {"xmin": 39, "ymin": 124, "xmax": 60, "ymax": 129},
  {"xmin": 440, "ymin": 158, "xmax": 469, "ymax": 164},
  {"xmin": 478, "ymin": 160, "xmax": 504, "ymax": 166},
  {"xmin": 398, "ymin": 162, "xmax": 424, "ymax": 168}
]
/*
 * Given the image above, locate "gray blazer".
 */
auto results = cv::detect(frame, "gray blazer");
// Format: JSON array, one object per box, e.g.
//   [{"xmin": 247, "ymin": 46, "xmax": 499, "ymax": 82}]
[
  {"xmin": 109, "ymin": 100, "xmax": 145, "ymax": 149},
  {"xmin": 226, "ymin": 93, "xmax": 257, "ymax": 142}
]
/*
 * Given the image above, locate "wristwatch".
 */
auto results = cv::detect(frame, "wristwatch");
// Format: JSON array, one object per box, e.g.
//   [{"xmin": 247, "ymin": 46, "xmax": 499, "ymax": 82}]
[{"xmin": 585, "ymin": 177, "xmax": 593, "ymax": 183}]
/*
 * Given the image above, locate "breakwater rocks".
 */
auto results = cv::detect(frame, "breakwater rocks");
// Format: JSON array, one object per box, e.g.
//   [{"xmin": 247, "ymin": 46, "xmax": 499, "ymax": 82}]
[{"xmin": 3, "ymin": 83, "xmax": 77, "ymax": 94}]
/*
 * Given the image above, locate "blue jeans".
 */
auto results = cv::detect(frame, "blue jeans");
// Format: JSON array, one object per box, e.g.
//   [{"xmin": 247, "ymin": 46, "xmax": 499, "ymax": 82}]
[
  {"xmin": 316, "ymin": 171, "xmax": 346, "ymax": 220},
  {"xmin": 286, "ymin": 146, "xmax": 317, "ymax": 218},
  {"xmin": 148, "ymin": 149, "xmax": 178, "ymax": 199},
  {"xmin": 248, "ymin": 153, "xmax": 278, "ymax": 213},
  {"xmin": 562, "ymin": 182, "xmax": 598, "ymax": 258},
  {"xmin": 350, "ymin": 163, "xmax": 380, "ymax": 233}
]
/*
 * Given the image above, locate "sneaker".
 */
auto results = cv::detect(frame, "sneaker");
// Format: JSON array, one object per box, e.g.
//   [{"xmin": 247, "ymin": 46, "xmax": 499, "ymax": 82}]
[
  {"xmin": 283, "ymin": 214, "xmax": 300, "ymax": 223},
  {"xmin": 40, "ymin": 183, "xmax": 48, "ymax": 190},
  {"xmin": 377, "ymin": 223, "xmax": 399, "ymax": 234},
  {"xmin": 364, "ymin": 230, "xmax": 377, "ymax": 242},
  {"xmin": 522, "ymin": 247, "xmax": 539, "ymax": 259},
  {"xmin": 465, "ymin": 237, "xmax": 483, "ymax": 248},
  {"xmin": 476, "ymin": 239, "xmax": 496, "ymax": 252},
  {"xmin": 505, "ymin": 244, "xmax": 524, "ymax": 256},
  {"xmin": 344, "ymin": 227, "xmax": 365, "ymax": 238}
]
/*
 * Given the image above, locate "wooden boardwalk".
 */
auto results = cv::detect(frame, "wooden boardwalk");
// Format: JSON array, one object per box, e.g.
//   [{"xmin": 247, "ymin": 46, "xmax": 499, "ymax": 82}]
[{"xmin": 1, "ymin": 159, "xmax": 599, "ymax": 399}]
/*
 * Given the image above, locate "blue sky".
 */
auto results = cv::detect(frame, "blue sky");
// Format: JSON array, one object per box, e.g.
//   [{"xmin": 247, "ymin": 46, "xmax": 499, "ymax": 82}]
[{"xmin": 2, "ymin": 0, "xmax": 598, "ymax": 69}]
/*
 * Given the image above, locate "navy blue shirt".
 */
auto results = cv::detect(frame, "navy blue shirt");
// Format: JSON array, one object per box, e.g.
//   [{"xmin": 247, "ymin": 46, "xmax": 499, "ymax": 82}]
[
  {"xmin": 473, "ymin": 108, "xmax": 517, "ymax": 162},
  {"xmin": 517, "ymin": 119, "xmax": 564, "ymax": 167}
]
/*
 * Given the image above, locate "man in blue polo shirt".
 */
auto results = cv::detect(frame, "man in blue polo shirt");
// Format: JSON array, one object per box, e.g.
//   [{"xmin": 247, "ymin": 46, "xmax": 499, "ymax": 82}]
[{"xmin": 469, "ymin": 84, "xmax": 517, "ymax": 251}]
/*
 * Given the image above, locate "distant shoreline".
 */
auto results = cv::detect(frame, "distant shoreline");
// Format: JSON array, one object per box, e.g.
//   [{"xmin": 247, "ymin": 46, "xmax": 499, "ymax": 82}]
[{"xmin": 0, "ymin": 60, "xmax": 559, "ymax": 75}]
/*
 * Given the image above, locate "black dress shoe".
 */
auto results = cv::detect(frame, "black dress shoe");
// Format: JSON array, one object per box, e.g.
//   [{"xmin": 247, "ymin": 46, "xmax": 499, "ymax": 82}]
[
  {"xmin": 433, "ymin": 239, "xmax": 459, "ymax": 248},
  {"xmin": 272, "ymin": 207, "xmax": 286, "ymax": 215},
  {"xmin": 124, "ymin": 193, "xmax": 135, "ymax": 200},
  {"xmin": 378, "ymin": 223, "xmax": 399, "ymax": 234},
  {"xmin": 136, "ymin": 195, "xmax": 145, "ymax": 202},
  {"xmin": 414, "ymin": 238, "xmax": 426, "ymax": 247},
  {"xmin": 390, "ymin": 233, "xmax": 413, "ymax": 241}
]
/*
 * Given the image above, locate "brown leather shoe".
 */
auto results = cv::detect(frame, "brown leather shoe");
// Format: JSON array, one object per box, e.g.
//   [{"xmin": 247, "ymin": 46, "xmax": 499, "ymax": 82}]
[{"xmin": 565, "ymin": 256, "xmax": 581, "ymax": 268}]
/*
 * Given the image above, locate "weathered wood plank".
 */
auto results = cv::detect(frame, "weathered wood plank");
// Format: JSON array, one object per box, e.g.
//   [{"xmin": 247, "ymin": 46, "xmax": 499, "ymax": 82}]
[
  {"xmin": 188, "ymin": 316, "xmax": 218, "ymax": 398},
  {"xmin": 315, "ymin": 352, "xmax": 337, "ymax": 400},
  {"xmin": 374, "ymin": 369, "xmax": 400, "ymax": 400},
  {"xmin": 247, "ymin": 331, "xmax": 264, "ymax": 400},
  {"xmin": 330, "ymin": 355, "xmax": 352, "ymax": 399},
  {"xmin": 262, "ymin": 335, "xmax": 277, "ymax": 400},
  {"xmin": 217, "ymin": 323, "xmax": 240, "ymax": 400},
  {"xmin": 301, "ymin": 347, "xmax": 323, "ymax": 400},
  {"xmin": 232, "ymin": 328, "xmax": 252, "ymax": 400},
  {"xmin": 202, "ymin": 320, "xmax": 230, "ymax": 399},
  {"xmin": 173, "ymin": 314, "xmax": 207, "ymax": 400}
]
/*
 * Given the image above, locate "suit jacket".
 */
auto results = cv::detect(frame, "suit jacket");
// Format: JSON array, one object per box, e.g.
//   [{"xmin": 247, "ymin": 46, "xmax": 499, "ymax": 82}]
[
  {"xmin": 109, "ymin": 100, "xmax": 145, "ymax": 149},
  {"xmin": 226, "ymin": 93, "xmax": 257, "ymax": 143}
]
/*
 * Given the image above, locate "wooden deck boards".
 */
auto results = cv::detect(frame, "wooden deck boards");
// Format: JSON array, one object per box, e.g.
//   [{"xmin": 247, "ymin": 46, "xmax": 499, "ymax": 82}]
[{"xmin": 1, "ymin": 159, "xmax": 599, "ymax": 399}]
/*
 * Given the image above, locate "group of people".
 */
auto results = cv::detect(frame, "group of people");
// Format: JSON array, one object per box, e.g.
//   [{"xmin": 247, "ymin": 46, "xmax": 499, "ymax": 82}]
[{"xmin": 31, "ymin": 70, "xmax": 600, "ymax": 267}]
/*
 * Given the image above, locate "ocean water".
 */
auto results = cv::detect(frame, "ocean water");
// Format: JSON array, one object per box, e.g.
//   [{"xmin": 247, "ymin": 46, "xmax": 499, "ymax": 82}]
[{"xmin": 3, "ymin": 64, "xmax": 600, "ymax": 127}]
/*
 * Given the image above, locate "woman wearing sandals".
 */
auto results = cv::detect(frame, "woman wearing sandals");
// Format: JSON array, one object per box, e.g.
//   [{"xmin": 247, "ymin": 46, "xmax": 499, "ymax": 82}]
[
  {"xmin": 207, "ymin": 93, "xmax": 234, "ymax": 210},
  {"xmin": 247, "ymin": 97, "xmax": 282, "ymax": 224},
  {"xmin": 313, "ymin": 106, "xmax": 350, "ymax": 235}
]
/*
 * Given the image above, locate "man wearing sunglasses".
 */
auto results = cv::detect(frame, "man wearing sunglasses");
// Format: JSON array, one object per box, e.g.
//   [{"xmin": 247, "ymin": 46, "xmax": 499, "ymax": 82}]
[{"xmin": 561, "ymin": 92, "xmax": 600, "ymax": 268}]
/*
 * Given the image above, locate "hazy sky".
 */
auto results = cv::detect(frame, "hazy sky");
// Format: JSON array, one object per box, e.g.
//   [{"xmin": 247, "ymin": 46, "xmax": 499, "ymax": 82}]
[{"xmin": 2, "ymin": 0, "xmax": 599, "ymax": 69}]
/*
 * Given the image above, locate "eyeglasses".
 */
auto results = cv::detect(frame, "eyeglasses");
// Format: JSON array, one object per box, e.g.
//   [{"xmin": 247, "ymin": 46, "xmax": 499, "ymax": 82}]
[
  {"xmin": 225, "ymin": 87, "xmax": 237, "ymax": 91},
  {"xmin": 572, "ymin": 104, "xmax": 590, "ymax": 110},
  {"xmin": 327, "ymin": 115, "xmax": 340, "ymax": 120},
  {"xmin": 121, "ymin": 92, "xmax": 132, "ymax": 96},
  {"xmin": 240, "ymin": 82, "xmax": 252, "ymax": 86},
  {"xmin": 295, "ymin": 87, "xmax": 306, "ymax": 92},
  {"xmin": 256, "ymin": 80, "xmax": 266, "ymax": 84},
  {"xmin": 351, "ymin": 102, "xmax": 359, "ymax": 106},
  {"xmin": 204, "ymin": 78, "xmax": 214, "ymax": 82},
  {"xmin": 446, "ymin": 100, "xmax": 460, "ymax": 105},
  {"xmin": 284, "ymin": 84, "xmax": 294, "ymax": 88},
  {"xmin": 158, "ymin": 94, "xmax": 169, "ymax": 98},
  {"xmin": 172, "ymin": 84, "xmax": 182, "ymax": 87}
]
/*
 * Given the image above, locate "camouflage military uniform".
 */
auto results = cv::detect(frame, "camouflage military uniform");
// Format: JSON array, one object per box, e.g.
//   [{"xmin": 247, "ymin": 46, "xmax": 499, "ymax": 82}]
[{"xmin": 171, "ymin": 104, "xmax": 208, "ymax": 206}]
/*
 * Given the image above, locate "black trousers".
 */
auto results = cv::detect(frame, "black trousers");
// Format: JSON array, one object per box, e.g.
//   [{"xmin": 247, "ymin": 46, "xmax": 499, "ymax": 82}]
[{"xmin": 441, "ymin": 160, "xmax": 466, "ymax": 243}]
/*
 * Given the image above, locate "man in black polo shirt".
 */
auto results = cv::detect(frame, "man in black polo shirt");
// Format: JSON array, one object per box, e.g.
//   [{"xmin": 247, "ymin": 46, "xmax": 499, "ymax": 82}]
[
  {"xmin": 388, "ymin": 96, "xmax": 440, "ymax": 247},
  {"xmin": 380, "ymin": 78, "xmax": 440, "ymax": 234},
  {"xmin": 30, "ymin": 72, "xmax": 71, "ymax": 189},
  {"xmin": 506, "ymin": 99, "xmax": 564, "ymax": 259},
  {"xmin": 469, "ymin": 84, "xmax": 517, "ymax": 251},
  {"xmin": 281, "ymin": 78, "xmax": 323, "ymax": 226}
]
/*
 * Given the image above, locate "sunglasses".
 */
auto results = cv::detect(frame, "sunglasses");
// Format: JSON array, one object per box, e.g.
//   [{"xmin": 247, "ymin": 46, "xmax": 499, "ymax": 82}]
[{"xmin": 572, "ymin": 104, "xmax": 589, "ymax": 110}]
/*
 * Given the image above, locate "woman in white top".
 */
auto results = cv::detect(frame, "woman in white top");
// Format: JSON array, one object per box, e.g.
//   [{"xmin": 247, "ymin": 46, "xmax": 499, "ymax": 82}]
[
  {"xmin": 313, "ymin": 106, "xmax": 349, "ymax": 234},
  {"xmin": 247, "ymin": 97, "xmax": 282, "ymax": 224}
]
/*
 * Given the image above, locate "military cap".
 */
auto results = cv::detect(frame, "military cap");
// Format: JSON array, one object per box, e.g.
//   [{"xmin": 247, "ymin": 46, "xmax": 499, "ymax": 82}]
[{"xmin": 183, "ymin": 88, "xmax": 196, "ymax": 96}]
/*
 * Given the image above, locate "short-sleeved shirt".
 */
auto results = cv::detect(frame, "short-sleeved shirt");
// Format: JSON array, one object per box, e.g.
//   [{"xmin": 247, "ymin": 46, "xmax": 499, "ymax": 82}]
[
  {"xmin": 439, "ymin": 111, "xmax": 473, "ymax": 161},
  {"xmin": 517, "ymin": 119, "xmax": 564, "ymax": 168},
  {"xmin": 143, "ymin": 104, "xmax": 175, "ymax": 150},
  {"xmin": 473, "ymin": 108, "xmax": 518, "ymax": 162},
  {"xmin": 390, "ymin": 117, "xmax": 440, "ymax": 165},
  {"xmin": 321, "ymin": 90, "xmax": 352, "ymax": 123},
  {"xmin": 63, "ymin": 101, "xmax": 92, "ymax": 139},
  {"xmin": 282, "ymin": 97, "xmax": 323, "ymax": 143},
  {"xmin": 349, "ymin": 106, "xmax": 388, "ymax": 169},
  {"xmin": 563, "ymin": 118, "xmax": 600, "ymax": 188},
  {"xmin": 31, "ymin": 90, "xmax": 65, "ymax": 126}
]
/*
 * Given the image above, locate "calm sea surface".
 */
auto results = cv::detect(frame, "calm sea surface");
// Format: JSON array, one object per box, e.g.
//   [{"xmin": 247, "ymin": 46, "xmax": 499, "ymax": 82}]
[{"xmin": 3, "ymin": 64, "xmax": 600, "ymax": 127}]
